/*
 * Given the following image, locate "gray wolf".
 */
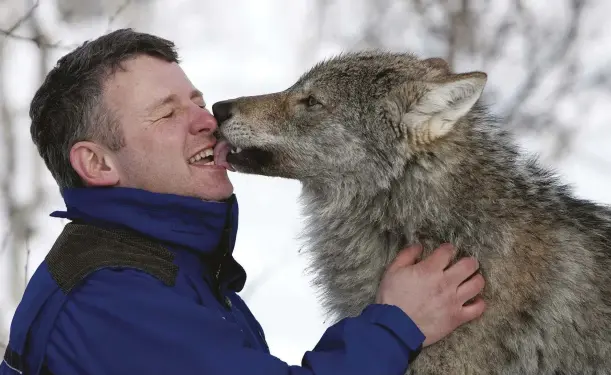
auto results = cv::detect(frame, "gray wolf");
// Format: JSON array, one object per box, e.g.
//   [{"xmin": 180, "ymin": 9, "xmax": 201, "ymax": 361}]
[{"xmin": 213, "ymin": 51, "xmax": 611, "ymax": 374}]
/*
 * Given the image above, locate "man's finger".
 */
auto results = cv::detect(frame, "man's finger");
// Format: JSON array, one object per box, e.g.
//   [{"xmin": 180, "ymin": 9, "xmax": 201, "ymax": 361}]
[
  {"xmin": 421, "ymin": 243, "xmax": 455, "ymax": 271},
  {"xmin": 456, "ymin": 273, "xmax": 485, "ymax": 304},
  {"xmin": 387, "ymin": 244, "xmax": 423, "ymax": 272},
  {"xmin": 459, "ymin": 296, "xmax": 486, "ymax": 324},
  {"xmin": 445, "ymin": 256, "xmax": 480, "ymax": 286}
]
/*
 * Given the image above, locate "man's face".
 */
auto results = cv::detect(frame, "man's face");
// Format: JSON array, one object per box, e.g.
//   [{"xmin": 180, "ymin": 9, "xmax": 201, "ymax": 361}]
[{"xmin": 103, "ymin": 55, "xmax": 233, "ymax": 201}]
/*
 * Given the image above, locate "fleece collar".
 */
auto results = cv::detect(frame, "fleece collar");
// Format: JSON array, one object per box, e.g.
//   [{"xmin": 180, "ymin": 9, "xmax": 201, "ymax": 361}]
[{"xmin": 50, "ymin": 186, "xmax": 245, "ymax": 291}]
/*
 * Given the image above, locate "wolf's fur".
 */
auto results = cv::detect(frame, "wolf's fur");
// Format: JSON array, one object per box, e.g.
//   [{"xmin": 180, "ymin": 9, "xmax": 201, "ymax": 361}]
[{"xmin": 214, "ymin": 51, "xmax": 611, "ymax": 374}]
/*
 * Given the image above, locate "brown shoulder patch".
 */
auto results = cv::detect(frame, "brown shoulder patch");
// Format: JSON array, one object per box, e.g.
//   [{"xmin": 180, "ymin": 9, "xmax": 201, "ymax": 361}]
[{"xmin": 46, "ymin": 222, "xmax": 178, "ymax": 293}]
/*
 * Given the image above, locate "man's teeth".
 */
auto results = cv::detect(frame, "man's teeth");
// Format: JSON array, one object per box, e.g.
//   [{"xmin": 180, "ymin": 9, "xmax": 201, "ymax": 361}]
[
  {"xmin": 230, "ymin": 147, "xmax": 242, "ymax": 154},
  {"xmin": 188, "ymin": 148, "xmax": 214, "ymax": 164}
]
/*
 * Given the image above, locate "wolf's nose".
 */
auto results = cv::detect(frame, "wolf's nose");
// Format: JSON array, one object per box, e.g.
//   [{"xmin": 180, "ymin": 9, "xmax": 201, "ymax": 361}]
[{"xmin": 212, "ymin": 100, "xmax": 234, "ymax": 124}]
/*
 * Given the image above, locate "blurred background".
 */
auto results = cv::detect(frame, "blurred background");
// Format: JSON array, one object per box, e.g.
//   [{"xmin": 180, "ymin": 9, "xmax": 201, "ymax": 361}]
[{"xmin": 1, "ymin": 0, "xmax": 610, "ymax": 365}]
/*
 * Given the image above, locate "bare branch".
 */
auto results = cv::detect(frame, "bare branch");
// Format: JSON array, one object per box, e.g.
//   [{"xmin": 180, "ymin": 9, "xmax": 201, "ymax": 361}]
[
  {"xmin": 446, "ymin": 0, "xmax": 475, "ymax": 67},
  {"xmin": 0, "ymin": 0, "xmax": 49, "ymax": 301},
  {"xmin": 27, "ymin": 10, "xmax": 49, "ymax": 217},
  {"xmin": 0, "ymin": 229, "xmax": 10, "ymax": 256},
  {"xmin": 0, "ymin": 29, "xmax": 75, "ymax": 49},
  {"xmin": 0, "ymin": 0, "xmax": 77, "ymax": 50},
  {"xmin": 106, "ymin": 0, "xmax": 133, "ymax": 32},
  {"xmin": 502, "ymin": 0, "xmax": 584, "ymax": 124},
  {"xmin": 308, "ymin": 0, "xmax": 609, "ymax": 166},
  {"xmin": 409, "ymin": 0, "xmax": 451, "ymax": 43},
  {"xmin": 4, "ymin": 0, "xmax": 40, "ymax": 34},
  {"xmin": 0, "ymin": 50, "xmax": 15, "ymax": 236},
  {"xmin": 480, "ymin": 7, "xmax": 518, "ymax": 69},
  {"xmin": 24, "ymin": 237, "xmax": 31, "ymax": 290}
]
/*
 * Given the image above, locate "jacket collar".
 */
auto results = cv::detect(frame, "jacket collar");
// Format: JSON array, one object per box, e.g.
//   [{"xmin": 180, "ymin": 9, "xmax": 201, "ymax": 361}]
[{"xmin": 50, "ymin": 186, "xmax": 245, "ymax": 291}]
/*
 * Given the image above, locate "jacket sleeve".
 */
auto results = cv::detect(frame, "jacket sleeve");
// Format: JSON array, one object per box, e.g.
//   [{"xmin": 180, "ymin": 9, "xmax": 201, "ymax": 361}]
[{"xmin": 45, "ymin": 268, "xmax": 425, "ymax": 375}]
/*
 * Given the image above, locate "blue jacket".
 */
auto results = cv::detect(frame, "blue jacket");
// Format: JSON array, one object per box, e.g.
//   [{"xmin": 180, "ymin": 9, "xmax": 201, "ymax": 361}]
[{"xmin": 1, "ymin": 187, "xmax": 425, "ymax": 375}]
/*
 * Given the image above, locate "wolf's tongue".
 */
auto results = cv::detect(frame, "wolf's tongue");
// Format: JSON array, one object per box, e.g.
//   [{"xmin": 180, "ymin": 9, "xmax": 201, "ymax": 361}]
[{"xmin": 213, "ymin": 140, "xmax": 235, "ymax": 171}]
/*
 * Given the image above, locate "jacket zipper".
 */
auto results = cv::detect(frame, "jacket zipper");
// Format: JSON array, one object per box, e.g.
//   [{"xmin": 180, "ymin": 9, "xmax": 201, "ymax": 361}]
[{"xmin": 216, "ymin": 194, "xmax": 235, "ymax": 309}]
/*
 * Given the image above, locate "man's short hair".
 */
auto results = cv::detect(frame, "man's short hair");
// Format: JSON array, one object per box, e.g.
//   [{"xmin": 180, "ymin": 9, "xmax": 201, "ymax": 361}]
[{"xmin": 29, "ymin": 28, "xmax": 179, "ymax": 189}]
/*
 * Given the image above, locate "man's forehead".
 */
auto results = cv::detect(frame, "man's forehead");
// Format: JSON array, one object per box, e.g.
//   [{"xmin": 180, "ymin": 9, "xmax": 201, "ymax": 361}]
[{"xmin": 103, "ymin": 55, "xmax": 204, "ymax": 112}]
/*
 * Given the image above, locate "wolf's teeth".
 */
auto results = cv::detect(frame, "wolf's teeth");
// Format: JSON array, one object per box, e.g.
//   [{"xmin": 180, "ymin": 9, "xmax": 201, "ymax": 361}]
[
  {"xmin": 204, "ymin": 161, "xmax": 214, "ymax": 166},
  {"xmin": 231, "ymin": 147, "xmax": 242, "ymax": 154}
]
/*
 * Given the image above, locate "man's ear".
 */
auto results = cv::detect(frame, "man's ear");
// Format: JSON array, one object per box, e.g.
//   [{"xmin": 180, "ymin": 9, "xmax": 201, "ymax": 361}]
[
  {"xmin": 69, "ymin": 141, "xmax": 120, "ymax": 186},
  {"xmin": 383, "ymin": 72, "xmax": 487, "ymax": 144}
]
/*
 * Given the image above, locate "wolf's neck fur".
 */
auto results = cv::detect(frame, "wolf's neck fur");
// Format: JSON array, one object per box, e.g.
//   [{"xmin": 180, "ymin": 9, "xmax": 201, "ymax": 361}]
[{"xmin": 298, "ymin": 111, "xmax": 573, "ymax": 321}]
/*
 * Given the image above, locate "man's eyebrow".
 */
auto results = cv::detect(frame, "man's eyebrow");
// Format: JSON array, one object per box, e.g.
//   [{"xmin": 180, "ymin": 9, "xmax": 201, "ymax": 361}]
[{"xmin": 146, "ymin": 89, "xmax": 205, "ymax": 112}]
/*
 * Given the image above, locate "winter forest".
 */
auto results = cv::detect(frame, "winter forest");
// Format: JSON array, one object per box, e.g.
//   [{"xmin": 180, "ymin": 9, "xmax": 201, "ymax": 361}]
[{"xmin": 1, "ymin": 0, "xmax": 611, "ymax": 364}]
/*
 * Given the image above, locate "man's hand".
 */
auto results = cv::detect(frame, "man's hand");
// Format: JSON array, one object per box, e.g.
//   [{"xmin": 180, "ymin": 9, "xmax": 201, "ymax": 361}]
[{"xmin": 375, "ymin": 243, "xmax": 486, "ymax": 347}]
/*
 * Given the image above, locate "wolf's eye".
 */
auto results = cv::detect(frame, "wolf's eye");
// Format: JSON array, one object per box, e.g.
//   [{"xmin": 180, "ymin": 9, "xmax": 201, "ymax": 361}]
[{"xmin": 306, "ymin": 95, "xmax": 321, "ymax": 108}]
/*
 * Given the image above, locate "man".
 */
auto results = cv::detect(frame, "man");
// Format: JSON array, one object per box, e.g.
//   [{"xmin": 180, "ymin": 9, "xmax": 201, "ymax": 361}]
[{"xmin": 1, "ymin": 29, "xmax": 485, "ymax": 375}]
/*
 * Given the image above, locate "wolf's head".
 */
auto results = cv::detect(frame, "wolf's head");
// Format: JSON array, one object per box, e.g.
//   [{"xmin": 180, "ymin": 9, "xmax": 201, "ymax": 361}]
[{"xmin": 213, "ymin": 51, "xmax": 487, "ymax": 188}]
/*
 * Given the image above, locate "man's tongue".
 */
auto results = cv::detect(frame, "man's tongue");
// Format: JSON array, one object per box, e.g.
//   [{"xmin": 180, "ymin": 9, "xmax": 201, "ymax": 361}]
[{"xmin": 213, "ymin": 140, "xmax": 235, "ymax": 171}]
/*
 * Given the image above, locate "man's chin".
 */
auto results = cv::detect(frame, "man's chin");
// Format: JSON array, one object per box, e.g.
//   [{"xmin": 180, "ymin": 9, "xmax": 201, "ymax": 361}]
[
  {"xmin": 202, "ymin": 180, "xmax": 234, "ymax": 202},
  {"xmin": 182, "ymin": 172, "xmax": 234, "ymax": 202},
  {"xmin": 193, "ymin": 187, "xmax": 234, "ymax": 202}
]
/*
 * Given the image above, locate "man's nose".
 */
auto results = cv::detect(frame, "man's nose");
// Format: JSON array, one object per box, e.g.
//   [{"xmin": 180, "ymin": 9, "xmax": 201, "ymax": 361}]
[
  {"xmin": 212, "ymin": 100, "xmax": 235, "ymax": 124},
  {"xmin": 191, "ymin": 110, "xmax": 218, "ymax": 135}
]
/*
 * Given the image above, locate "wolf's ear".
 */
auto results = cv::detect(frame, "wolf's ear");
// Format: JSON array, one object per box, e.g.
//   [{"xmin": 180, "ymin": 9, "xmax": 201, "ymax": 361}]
[
  {"xmin": 383, "ymin": 72, "xmax": 487, "ymax": 143},
  {"xmin": 422, "ymin": 57, "xmax": 452, "ymax": 74},
  {"xmin": 413, "ymin": 72, "xmax": 486, "ymax": 139}
]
